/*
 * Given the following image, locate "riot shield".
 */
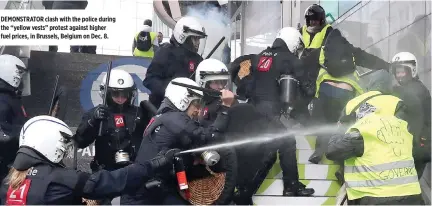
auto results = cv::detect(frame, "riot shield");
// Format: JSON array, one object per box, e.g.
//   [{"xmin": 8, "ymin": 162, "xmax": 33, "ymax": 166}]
[{"xmin": 181, "ymin": 147, "xmax": 237, "ymax": 205}]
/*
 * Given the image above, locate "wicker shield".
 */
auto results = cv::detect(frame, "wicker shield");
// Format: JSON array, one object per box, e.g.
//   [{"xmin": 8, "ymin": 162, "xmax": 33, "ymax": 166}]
[{"xmin": 179, "ymin": 148, "xmax": 237, "ymax": 205}]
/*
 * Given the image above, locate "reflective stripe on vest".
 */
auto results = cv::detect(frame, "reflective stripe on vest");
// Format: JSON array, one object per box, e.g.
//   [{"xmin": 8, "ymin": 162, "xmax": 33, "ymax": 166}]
[
  {"xmin": 314, "ymin": 68, "xmax": 364, "ymax": 98},
  {"xmin": 345, "ymin": 91, "xmax": 401, "ymax": 116},
  {"xmin": 344, "ymin": 113, "xmax": 421, "ymax": 200},
  {"xmin": 302, "ymin": 24, "xmax": 331, "ymax": 49},
  {"xmin": 133, "ymin": 31, "xmax": 156, "ymax": 58}
]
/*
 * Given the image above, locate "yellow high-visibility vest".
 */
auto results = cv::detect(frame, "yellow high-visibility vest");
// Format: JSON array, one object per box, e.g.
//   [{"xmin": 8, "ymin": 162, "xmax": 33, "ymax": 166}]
[
  {"xmin": 314, "ymin": 39, "xmax": 363, "ymax": 98},
  {"xmin": 345, "ymin": 91, "xmax": 402, "ymax": 116},
  {"xmin": 302, "ymin": 24, "xmax": 331, "ymax": 49},
  {"xmin": 344, "ymin": 112, "xmax": 421, "ymax": 200},
  {"xmin": 133, "ymin": 31, "xmax": 156, "ymax": 58}
]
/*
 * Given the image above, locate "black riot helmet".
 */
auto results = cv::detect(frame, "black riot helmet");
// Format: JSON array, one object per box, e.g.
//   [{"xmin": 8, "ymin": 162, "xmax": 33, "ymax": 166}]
[
  {"xmin": 144, "ymin": 19, "xmax": 152, "ymax": 27},
  {"xmin": 304, "ymin": 4, "xmax": 326, "ymax": 27}
]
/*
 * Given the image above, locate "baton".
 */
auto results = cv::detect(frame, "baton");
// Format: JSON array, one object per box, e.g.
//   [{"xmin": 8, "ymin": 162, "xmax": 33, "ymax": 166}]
[
  {"xmin": 171, "ymin": 81, "xmax": 244, "ymax": 100},
  {"xmin": 205, "ymin": 36, "xmax": 226, "ymax": 59},
  {"xmin": 48, "ymin": 75, "xmax": 60, "ymax": 115},
  {"xmin": 98, "ymin": 61, "xmax": 113, "ymax": 136}
]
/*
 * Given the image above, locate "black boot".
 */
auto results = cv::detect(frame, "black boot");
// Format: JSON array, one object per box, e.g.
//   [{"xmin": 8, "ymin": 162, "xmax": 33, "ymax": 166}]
[
  {"xmin": 283, "ymin": 181, "xmax": 315, "ymax": 196},
  {"xmin": 233, "ymin": 189, "xmax": 254, "ymax": 205},
  {"xmin": 308, "ymin": 150, "xmax": 323, "ymax": 164}
]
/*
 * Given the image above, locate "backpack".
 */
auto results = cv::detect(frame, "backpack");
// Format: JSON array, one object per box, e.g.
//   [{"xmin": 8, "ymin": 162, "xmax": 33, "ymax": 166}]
[
  {"xmin": 322, "ymin": 29, "xmax": 356, "ymax": 77},
  {"xmin": 136, "ymin": 31, "xmax": 152, "ymax": 51}
]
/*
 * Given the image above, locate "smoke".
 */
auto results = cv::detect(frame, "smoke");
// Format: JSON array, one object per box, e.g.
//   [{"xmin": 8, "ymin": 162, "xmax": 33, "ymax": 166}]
[{"xmin": 185, "ymin": 4, "xmax": 230, "ymax": 61}]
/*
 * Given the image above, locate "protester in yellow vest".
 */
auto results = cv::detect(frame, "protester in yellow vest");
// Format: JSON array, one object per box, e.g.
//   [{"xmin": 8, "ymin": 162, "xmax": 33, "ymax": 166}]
[
  {"xmin": 326, "ymin": 70, "xmax": 424, "ymax": 205},
  {"xmin": 300, "ymin": 4, "xmax": 391, "ymax": 164},
  {"xmin": 132, "ymin": 19, "xmax": 158, "ymax": 58}
]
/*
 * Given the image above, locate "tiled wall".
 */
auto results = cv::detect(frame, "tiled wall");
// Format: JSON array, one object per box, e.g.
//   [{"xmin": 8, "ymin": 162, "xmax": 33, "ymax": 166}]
[{"xmin": 327, "ymin": 0, "xmax": 431, "ymax": 89}]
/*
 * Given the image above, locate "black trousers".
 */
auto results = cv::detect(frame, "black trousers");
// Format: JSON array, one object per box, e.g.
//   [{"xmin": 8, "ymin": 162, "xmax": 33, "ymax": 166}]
[{"xmin": 311, "ymin": 83, "xmax": 355, "ymax": 155}]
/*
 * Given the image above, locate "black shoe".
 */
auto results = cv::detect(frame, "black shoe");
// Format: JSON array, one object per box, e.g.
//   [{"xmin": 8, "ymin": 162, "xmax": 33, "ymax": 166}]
[
  {"xmin": 283, "ymin": 181, "xmax": 315, "ymax": 196},
  {"xmin": 335, "ymin": 169, "xmax": 344, "ymax": 185},
  {"xmin": 308, "ymin": 151, "xmax": 323, "ymax": 164},
  {"xmin": 233, "ymin": 189, "xmax": 254, "ymax": 205}
]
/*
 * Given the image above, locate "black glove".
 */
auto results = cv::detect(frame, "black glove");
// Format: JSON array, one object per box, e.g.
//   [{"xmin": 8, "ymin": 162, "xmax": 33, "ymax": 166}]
[
  {"xmin": 149, "ymin": 148, "xmax": 181, "ymax": 171},
  {"xmin": 90, "ymin": 105, "xmax": 110, "ymax": 125},
  {"xmin": 345, "ymin": 131, "xmax": 362, "ymax": 139}
]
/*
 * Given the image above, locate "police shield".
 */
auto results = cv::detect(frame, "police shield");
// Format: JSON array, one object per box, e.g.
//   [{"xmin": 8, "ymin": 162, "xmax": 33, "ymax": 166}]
[{"xmin": 180, "ymin": 147, "xmax": 237, "ymax": 205}]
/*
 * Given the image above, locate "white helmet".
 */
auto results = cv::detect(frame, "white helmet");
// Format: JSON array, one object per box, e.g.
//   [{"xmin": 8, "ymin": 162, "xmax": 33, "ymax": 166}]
[
  {"xmin": 391, "ymin": 52, "xmax": 418, "ymax": 78},
  {"xmin": 0, "ymin": 54, "xmax": 27, "ymax": 89},
  {"xmin": 195, "ymin": 58, "xmax": 229, "ymax": 88},
  {"xmin": 99, "ymin": 69, "xmax": 137, "ymax": 105},
  {"xmin": 275, "ymin": 27, "xmax": 305, "ymax": 57},
  {"xmin": 165, "ymin": 77, "xmax": 203, "ymax": 111},
  {"xmin": 173, "ymin": 16, "xmax": 207, "ymax": 54},
  {"xmin": 19, "ymin": 115, "xmax": 73, "ymax": 164}
]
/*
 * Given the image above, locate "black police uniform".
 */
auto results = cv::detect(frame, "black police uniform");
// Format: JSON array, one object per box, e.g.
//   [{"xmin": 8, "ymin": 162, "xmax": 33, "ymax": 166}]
[
  {"xmin": 0, "ymin": 81, "xmax": 28, "ymax": 180},
  {"xmin": 143, "ymin": 38, "xmax": 203, "ymax": 109},
  {"xmin": 121, "ymin": 99, "xmax": 230, "ymax": 205},
  {"xmin": 0, "ymin": 147, "xmax": 169, "ymax": 205},
  {"xmin": 75, "ymin": 103, "xmax": 147, "ymax": 172},
  {"xmin": 393, "ymin": 78, "xmax": 431, "ymax": 177},
  {"xmin": 234, "ymin": 39, "xmax": 314, "ymax": 196}
]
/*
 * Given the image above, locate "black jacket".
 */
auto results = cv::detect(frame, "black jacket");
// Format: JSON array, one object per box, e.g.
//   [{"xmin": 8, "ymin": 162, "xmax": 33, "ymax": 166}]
[
  {"xmin": 74, "ymin": 104, "xmax": 146, "ymax": 170},
  {"xmin": 0, "ymin": 148, "xmax": 154, "ymax": 205},
  {"xmin": 135, "ymin": 99, "xmax": 229, "ymax": 165},
  {"xmin": 0, "ymin": 81, "xmax": 27, "ymax": 176},
  {"xmin": 142, "ymin": 40, "xmax": 203, "ymax": 108}
]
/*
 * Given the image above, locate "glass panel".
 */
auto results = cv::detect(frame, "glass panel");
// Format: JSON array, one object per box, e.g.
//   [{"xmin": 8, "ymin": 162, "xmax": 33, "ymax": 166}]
[
  {"xmin": 338, "ymin": 1, "xmax": 359, "ymax": 16},
  {"xmin": 389, "ymin": 18, "xmax": 427, "ymax": 76},
  {"xmin": 333, "ymin": 7, "xmax": 361, "ymax": 47},
  {"xmin": 360, "ymin": 0, "xmax": 390, "ymax": 48},
  {"xmin": 243, "ymin": 1, "xmax": 280, "ymax": 55},
  {"xmin": 320, "ymin": 0, "xmax": 339, "ymax": 24},
  {"xmin": 389, "ymin": 1, "xmax": 426, "ymax": 35}
]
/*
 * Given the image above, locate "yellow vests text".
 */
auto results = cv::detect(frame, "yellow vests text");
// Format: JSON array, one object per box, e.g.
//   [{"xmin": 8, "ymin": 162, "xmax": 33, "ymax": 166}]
[
  {"xmin": 345, "ymin": 91, "xmax": 402, "ymax": 116},
  {"xmin": 344, "ymin": 113, "xmax": 421, "ymax": 200},
  {"xmin": 133, "ymin": 31, "xmax": 156, "ymax": 58},
  {"xmin": 302, "ymin": 24, "xmax": 331, "ymax": 49}
]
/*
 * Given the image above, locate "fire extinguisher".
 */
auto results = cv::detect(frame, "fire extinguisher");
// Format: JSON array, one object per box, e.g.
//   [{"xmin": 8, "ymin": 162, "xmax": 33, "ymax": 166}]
[{"xmin": 174, "ymin": 155, "xmax": 190, "ymax": 199}]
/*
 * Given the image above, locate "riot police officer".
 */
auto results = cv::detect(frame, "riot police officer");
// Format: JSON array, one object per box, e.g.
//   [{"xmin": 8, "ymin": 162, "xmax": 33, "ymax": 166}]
[
  {"xmin": 231, "ymin": 27, "xmax": 315, "ymax": 198},
  {"xmin": 0, "ymin": 54, "xmax": 29, "ymax": 181},
  {"xmin": 0, "ymin": 115, "xmax": 176, "ymax": 205},
  {"xmin": 143, "ymin": 16, "xmax": 207, "ymax": 109},
  {"xmin": 74, "ymin": 69, "xmax": 147, "ymax": 203},
  {"xmin": 121, "ymin": 77, "xmax": 235, "ymax": 205},
  {"xmin": 195, "ymin": 58, "xmax": 231, "ymax": 126}
]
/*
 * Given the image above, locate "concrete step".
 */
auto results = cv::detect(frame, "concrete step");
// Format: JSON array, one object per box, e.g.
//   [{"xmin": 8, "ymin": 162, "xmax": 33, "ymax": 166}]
[
  {"xmin": 267, "ymin": 163, "xmax": 341, "ymax": 181},
  {"xmin": 252, "ymin": 196, "xmax": 337, "ymax": 205},
  {"xmin": 256, "ymin": 179, "xmax": 341, "ymax": 197}
]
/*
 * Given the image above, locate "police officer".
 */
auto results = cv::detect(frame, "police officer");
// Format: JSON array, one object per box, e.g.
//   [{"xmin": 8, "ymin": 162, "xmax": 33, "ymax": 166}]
[
  {"xmin": 390, "ymin": 52, "xmax": 431, "ymax": 177},
  {"xmin": 133, "ymin": 19, "xmax": 158, "ymax": 58},
  {"xmin": 195, "ymin": 58, "xmax": 231, "ymax": 126},
  {"xmin": 122, "ymin": 77, "xmax": 234, "ymax": 204},
  {"xmin": 74, "ymin": 69, "xmax": 147, "ymax": 203},
  {"xmin": 0, "ymin": 55, "xmax": 29, "ymax": 181},
  {"xmin": 326, "ymin": 71, "xmax": 424, "ymax": 205},
  {"xmin": 0, "ymin": 115, "xmax": 177, "ymax": 205},
  {"xmin": 232, "ymin": 27, "xmax": 315, "ymax": 197},
  {"xmin": 143, "ymin": 16, "xmax": 207, "ymax": 109},
  {"xmin": 302, "ymin": 4, "xmax": 391, "ymax": 164}
]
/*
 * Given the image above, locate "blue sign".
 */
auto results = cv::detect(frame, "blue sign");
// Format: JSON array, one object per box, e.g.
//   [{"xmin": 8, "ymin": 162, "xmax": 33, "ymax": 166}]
[{"xmin": 80, "ymin": 57, "xmax": 152, "ymax": 111}]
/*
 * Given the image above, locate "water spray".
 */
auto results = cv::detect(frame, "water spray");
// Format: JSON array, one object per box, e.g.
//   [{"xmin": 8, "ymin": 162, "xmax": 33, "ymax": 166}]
[{"xmin": 180, "ymin": 124, "xmax": 344, "ymax": 154}]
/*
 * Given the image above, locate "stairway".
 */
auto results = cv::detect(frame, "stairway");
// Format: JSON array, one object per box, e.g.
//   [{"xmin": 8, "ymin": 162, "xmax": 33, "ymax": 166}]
[{"xmin": 252, "ymin": 135, "xmax": 342, "ymax": 205}]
